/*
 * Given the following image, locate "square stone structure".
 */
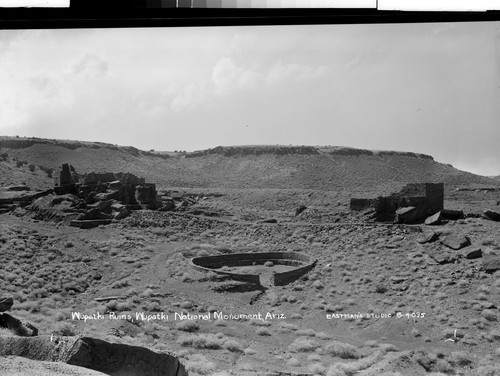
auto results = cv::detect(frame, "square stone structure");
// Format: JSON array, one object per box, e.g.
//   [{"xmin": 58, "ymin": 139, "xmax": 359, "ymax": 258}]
[{"xmin": 350, "ymin": 183, "xmax": 444, "ymax": 222}]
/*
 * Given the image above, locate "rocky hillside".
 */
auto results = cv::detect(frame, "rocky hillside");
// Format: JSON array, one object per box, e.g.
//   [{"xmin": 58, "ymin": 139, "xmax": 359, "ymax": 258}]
[{"xmin": 1, "ymin": 136, "xmax": 498, "ymax": 194}]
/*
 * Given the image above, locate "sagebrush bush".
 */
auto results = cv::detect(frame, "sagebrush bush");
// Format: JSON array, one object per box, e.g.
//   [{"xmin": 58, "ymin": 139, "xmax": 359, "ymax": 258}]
[
  {"xmin": 176, "ymin": 320, "xmax": 199, "ymax": 332},
  {"xmin": 325, "ymin": 340, "xmax": 361, "ymax": 359},
  {"xmin": 288, "ymin": 337, "xmax": 321, "ymax": 352}
]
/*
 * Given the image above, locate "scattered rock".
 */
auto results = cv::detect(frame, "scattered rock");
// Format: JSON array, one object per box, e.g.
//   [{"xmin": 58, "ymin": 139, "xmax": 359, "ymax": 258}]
[
  {"xmin": 416, "ymin": 231, "xmax": 438, "ymax": 244},
  {"xmin": 441, "ymin": 234, "xmax": 470, "ymax": 250},
  {"xmin": 483, "ymin": 209, "xmax": 500, "ymax": 222},
  {"xmin": 6, "ymin": 185, "xmax": 30, "ymax": 192},
  {"xmin": 259, "ymin": 218, "xmax": 278, "ymax": 224},
  {"xmin": 424, "ymin": 248, "xmax": 459, "ymax": 264},
  {"xmin": 441, "ymin": 209, "xmax": 465, "ymax": 220},
  {"xmin": 0, "ymin": 297, "xmax": 13, "ymax": 312},
  {"xmin": 295, "ymin": 205, "xmax": 307, "ymax": 216},
  {"xmin": 425, "ymin": 212, "xmax": 441, "ymax": 225},
  {"xmin": 395, "ymin": 207, "xmax": 418, "ymax": 224},
  {"xmin": 0, "ymin": 313, "xmax": 38, "ymax": 337},
  {"xmin": 460, "ymin": 248, "xmax": 482, "ymax": 260},
  {"xmin": 482, "ymin": 255, "xmax": 500, "ymax": 272}
]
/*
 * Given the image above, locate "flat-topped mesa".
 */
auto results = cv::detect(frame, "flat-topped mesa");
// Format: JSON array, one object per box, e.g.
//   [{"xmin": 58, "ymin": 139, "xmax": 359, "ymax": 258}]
[
  {"xmin": 186, "ymin": 145, "xmax": 320, "ymax": 157},
  {"xmin": 350, "ymin": 182, "xmax": 444, "ymax": 223},
  {"xmin": 185, "ymin": 145, "xmax": 435, "ymax": 160}
]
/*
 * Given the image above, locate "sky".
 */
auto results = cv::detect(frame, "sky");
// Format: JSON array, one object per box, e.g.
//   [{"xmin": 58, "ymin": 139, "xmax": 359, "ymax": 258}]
[{"xmin": 0, "ymin": 22, "xmax": 499, "ymax": 176}]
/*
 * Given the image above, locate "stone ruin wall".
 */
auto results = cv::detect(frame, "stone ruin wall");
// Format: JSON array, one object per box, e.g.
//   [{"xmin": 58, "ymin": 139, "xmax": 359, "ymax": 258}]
[{"xmin": 350, "ymin": 183, "xmax": 444, "ymax": 221}]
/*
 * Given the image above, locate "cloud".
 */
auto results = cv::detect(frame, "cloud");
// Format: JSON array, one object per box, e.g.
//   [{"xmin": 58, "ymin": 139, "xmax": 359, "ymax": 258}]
[
  {"xmin": 265, "ymin": 62, "xmax": 329, "ymax": 85},
  {"xmin": 70, "ymin": 53, "xmax": 109, "ymax": 80},
  {"xmin": 168, "ymin": 57, "xmax": 329, "ymax": 112},
  {"xmin": 171, "ymin": 83, "xmax": 211, "ymax": 113},
  {"xmin": 211, "ymin": 57, "xmax": 260, "ymax": 94}
]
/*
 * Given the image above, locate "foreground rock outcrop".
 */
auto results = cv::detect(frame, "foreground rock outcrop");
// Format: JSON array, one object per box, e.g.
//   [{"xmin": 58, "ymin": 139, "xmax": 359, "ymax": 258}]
[
  {"xmin": 0, "ymin": 336, "xmax": 187, "ymax": 376},
  {"xmin": 0, "ymin": 355, "xmax": 107, "ymax": 376}
]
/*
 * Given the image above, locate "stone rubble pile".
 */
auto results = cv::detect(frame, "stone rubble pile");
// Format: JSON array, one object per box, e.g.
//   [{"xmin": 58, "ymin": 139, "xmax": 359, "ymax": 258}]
[{"xmin": 31, "ymin": 163, "xmax": 198, "ymax": 228}]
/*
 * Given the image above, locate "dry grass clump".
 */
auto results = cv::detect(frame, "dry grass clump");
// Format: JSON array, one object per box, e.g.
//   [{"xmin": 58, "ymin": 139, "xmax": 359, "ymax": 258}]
[
  {"xmin": 325, "ymin": 340, "xmax": 361, "ymax": 359},
  {"xmin": 286, "ymin": 357, "xmax": 300, "ymax": 367},
  {"xmin": 309, "ymin": 362, "xmax": 327, "ymax": 375},
  {"xmin": 249, "ymin": 319, "xmax": 271, "ymax": 327},
  {"xmin": 223, "ymin": 339, "xmax": 244, "ymax": 352},
  {"xmin": 177, "ymin": 333, "xmax": 243, "ymax": 352},
  {"xmin": 176, "ymin": 320, "xmax": 200, "ymax": 332},
  {"xmin": 288, "ymin": 337, "xmax": 321, "ymax": 353},
  {"xmin": 183, "ymin": 354, "xmax": 217, "ymax": 375},
  {"xmin": 177, "ymin": 333, "xmax": 225, "ymax": 349},
  {"xmin": 278, "ymin": 321, "xmax": 298, "ymax": 332},
  {"xmin": 256, "ymin": 327, "xmax": 271, "ymax": 336},
  {"xmin": 297, "ymin": 328, "xmax": 316, "ymax": 337}
]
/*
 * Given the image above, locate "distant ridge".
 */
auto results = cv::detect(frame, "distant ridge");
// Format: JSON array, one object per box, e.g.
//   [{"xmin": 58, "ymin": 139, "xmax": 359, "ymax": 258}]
[{"xmin": 0, "ymin": 136, "xmax": 498, "ymax": 193}]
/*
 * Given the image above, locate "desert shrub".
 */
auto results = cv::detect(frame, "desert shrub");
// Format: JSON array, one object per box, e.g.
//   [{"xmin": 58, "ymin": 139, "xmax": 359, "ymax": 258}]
[
  {"xmin": 448, "ymin": 351, "xmax": 473, "ymax": 367},
  {"xmin": 177, "ymin": 333, "xmax": 225, "ymax": 349},
  {"xmin": 244, "ymin": 347, "xmax": 256, "ymax": 355},
  {"xmin": 249, "ymin": 319, "xmax": 271, "ymax": 327},
  {"xmin": 288, "ymin": 337, "xmax": 321, "ymax": 352},
  {"xmin": 309, "ymin": 363, "xmax": 327, "ymax": 375},
  {"xmin": 256, "ymin": 327, "xmax": 271, "ymax": 336},
  {"xmin": 297, "ymin": 328, "xmax": 316, "ymax": 337},
  {"xmin": 0, "ymin": 152, "xmax": 8, "ymax": 161},
  {"xmin": 223, "ymin": 339, "xmax": 244, "ymax": 352},
  {"xmin": 286, "ymin": 357, "xmax": 300, "ymax": 366},
  {"xmin": 184, "ymin": 354, "xmax": 216, "ymax": 375},
  {"xmin": 28, "ymin": 164, "xmax": 35, "ymax": 172},
  {"xmin": 176, "ymin": 320, "xmax": 199, "ymax": 332},
  {"xmin": 278, "ymin": 321, "xmax": 298, "ymax": 331},
  {"xmin": 482, "ymin": 310, "xmax": 497, "ymax": 322},
  {"xmin": 325, "ymin": 340, "xmax": 361, "ymax": 359},
  {"xmin": 375, "ymin": 283, "xmax": 388, "ymax": 293},
  {"xmin": 53, "ymin": 322, "xmax": 76, "ymax": 336}
]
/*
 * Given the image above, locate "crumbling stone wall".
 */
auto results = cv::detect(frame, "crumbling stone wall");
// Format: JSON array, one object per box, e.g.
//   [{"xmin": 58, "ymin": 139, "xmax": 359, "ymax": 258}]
[{"xmin": 350, "ymin": 183, "xmax": 444, "ymax": 222}]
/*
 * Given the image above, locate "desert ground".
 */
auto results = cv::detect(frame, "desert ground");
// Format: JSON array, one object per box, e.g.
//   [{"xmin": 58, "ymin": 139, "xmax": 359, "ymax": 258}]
[{"xmin": 1, "ymin": 137, "xmax": 500, "ymax": 376}]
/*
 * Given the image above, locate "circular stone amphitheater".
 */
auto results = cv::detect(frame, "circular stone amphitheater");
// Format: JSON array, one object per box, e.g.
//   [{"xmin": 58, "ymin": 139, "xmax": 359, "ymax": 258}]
[{"xmin": 190, "ymin": 252, "xmax": 317, "ymax": 288}]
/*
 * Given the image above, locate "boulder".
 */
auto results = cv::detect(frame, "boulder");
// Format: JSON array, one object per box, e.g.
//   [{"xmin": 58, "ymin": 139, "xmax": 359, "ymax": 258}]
[
  {"xmin": 482, "ymin": 255, "xmax": 500, "ymax": 272},
  {"xmin": 0, "ymin": 336, "xmax": 187, "ymax": 376},
  {"xmin": 113, "ymin": 206, "xmax": 130, "ymax": 220},
  {"xmin": 157, "ymin": 199, "xmax": 175, "ymax": 212},
  {"xmin": 460, "ymin": 248, "xmax": 482, "ymax": 259},
  {"xmin": 0, "ymin": 313, "xmax": 38, "ymax": 336},
  {"xmin": 295, "ymin": 205, "xmax": 307, "ymax": 216},
  {"xmin": 259, "ymin": 218, "xmax": 278, "ymax": 224},
  {"xmin": 395, "ymin": 206, "xmax": 419, "ymax": 224},
  {"xmin": 416, "ymin": 231, "xmax": 438, "ymax": 244},
  {"xmin": 424, "ymin": 249, "xmax": 459, "ymax": 264},
  {"xmin": 483, "ymin": 209, "xmax": 500, "ymax": 222},
  {"xmin": 441, "ymin": 209, "xmax": 465, "ymax": 220},
  {"xmin": 94, "ymin": 190, "xmax": 120, "ymax": 201},
  {"xmin": 425, "ymin": 212, "xmax": 441, "ymax": 225},
  {"xmin": 87, "ymin": 200, "xmax": 112, "ymax": 214},
  {"xmin": 6, "ymin": 185, "xmax": 30, "ymax": 192},
  {"xmin": 0, "ymin": 297, "xmax": 13, "ymax": 312},
  {"xmin": 441, "ymin": 234, "xmax": 471, "ymax": 250}
]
